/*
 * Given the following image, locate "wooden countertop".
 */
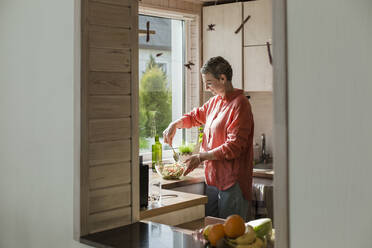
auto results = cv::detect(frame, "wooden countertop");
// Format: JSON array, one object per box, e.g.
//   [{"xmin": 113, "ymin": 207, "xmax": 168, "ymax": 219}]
[
  {"xmin": 140, "ymin": 188, "xmax": 207, "ymax": 219},
  {"xmin": 138, "ymin": 168, "xmax": 207, "ymax": 221},
  {"xmin": 253, "ymin": 168, "xmax": 274, "ymax": 179},
  {"xmin": 149, "ymin": 167, "xmax": 205, "ymax": 189},
  {"xmin": 253, "ymin": 162, "xmax": 274, "ymax": 179},
  {"xmin": 149, "ymin": 165, "xmax": 273, "ymax": 189}
]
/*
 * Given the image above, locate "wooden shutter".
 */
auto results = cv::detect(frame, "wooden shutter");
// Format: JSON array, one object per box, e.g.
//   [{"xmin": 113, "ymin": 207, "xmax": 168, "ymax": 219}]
[{"xmin": 81, "ymin": 0, "xmax": 139, "ymax": 235}]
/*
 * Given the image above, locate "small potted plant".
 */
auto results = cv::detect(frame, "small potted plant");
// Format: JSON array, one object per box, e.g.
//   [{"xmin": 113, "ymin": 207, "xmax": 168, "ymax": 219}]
[{"xmin": 178, "ymin": 143, "xmax": 195, "ymax": 163}]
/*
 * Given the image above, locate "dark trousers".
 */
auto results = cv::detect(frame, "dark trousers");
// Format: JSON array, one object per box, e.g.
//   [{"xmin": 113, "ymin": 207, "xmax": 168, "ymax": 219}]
[{"xmin": 204, "ymin": 182, "xmax": 250, "ymax": 221}]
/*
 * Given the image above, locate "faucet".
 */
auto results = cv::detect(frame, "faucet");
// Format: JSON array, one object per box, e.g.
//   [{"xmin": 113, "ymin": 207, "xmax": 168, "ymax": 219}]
[{"xmin": 260, "ymin": 133, "xmax": 267, "ymax": 163}]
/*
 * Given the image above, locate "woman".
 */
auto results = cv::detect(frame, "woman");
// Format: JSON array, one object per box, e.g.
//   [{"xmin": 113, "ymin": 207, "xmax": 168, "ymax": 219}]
[{"xmin": 163, "ymin": 56, "xmax": 254, "ymax": 220}]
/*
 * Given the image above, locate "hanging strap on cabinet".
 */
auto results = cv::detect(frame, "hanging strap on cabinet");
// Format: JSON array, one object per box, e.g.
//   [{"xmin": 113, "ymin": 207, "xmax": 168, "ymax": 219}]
[{"xmin": 266, "ymin": 42, "xmax": 273, "ymax": 65}]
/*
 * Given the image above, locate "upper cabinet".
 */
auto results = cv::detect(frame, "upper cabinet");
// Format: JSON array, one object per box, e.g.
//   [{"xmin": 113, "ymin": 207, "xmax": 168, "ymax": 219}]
[
  {"xmin": 243, "ymin": 0, "xmax": 272, "ymax": 46},
  {"xmin": 244, "ymin": 45, "xmax": 272, "ymax": 92},
  {"xmin": 202, "ymin": 0, "xmax": 272, "ymax": 92},
  {"xmin": 203, "ymin": 3, "xmax": 243, "ymax": 89},
  {"xmin": 243, "ymin": 0, "xmax": 273, "ymax": 92}
]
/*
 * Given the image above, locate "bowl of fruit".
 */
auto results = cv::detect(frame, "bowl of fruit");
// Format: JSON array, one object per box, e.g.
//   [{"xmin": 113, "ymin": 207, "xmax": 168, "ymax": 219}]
[
  {"xmin": 200, "ymin": 215, "xmax": 273, "ymax": 248},
  {"xmin": 155, "ymin": 162, "xmax": 186, "ymax": 180}
]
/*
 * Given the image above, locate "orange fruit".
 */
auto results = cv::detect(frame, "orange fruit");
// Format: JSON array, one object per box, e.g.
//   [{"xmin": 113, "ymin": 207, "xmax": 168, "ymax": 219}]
[
  {"xmin": 223, "ymin": 214, "xmax": 246, "ymax": 238},
  {"xmin": 207, "ymin": 223, "xmax": 225, "ymax": 246}
]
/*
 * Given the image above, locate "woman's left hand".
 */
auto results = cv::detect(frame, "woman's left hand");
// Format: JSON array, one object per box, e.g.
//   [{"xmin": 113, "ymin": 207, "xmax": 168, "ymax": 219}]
[{"xmin": 183, "ymin": 154, "xmax": 201, "ymax": 176}]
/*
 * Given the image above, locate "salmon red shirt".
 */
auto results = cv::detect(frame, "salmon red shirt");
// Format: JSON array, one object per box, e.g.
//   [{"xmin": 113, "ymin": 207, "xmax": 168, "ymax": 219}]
[{"xmin": 180, "ymin": 89, "xmax": 254, "ymax": 201}]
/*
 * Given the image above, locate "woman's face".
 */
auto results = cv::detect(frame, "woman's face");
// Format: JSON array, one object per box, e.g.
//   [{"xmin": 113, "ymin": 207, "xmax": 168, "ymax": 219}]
[{"xmin": 202, "ymin": 73, "xmax": 226, "ymax": 96}]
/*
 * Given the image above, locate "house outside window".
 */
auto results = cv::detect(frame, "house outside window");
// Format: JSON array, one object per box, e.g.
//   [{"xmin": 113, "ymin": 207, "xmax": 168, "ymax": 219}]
[{"xmin": 139, "ymin": 14, "xmax": 185, "ymax": 162}]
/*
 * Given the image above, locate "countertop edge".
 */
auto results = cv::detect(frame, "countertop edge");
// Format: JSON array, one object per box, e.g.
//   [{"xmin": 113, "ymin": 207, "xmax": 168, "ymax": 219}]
[{"xmin": 140, "ymin": 193, "xmax": 208, "ymax": 219}]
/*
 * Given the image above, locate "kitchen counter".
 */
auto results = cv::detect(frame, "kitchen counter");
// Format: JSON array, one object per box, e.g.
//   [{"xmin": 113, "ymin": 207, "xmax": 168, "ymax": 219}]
[
  {"xmin": 80, "ymin": 221, "xmax": 205, "ymax": 248},
  {"xmin": 81, "ymin": 166, "xmax": 274, "ymax": 248},
  {"xmin": 253, "ymin": 163, "xmax": 274, "ymax": 179},
  {"xmin": 139, "ymin": 169, "xmax": 207, "ymax": 225},
  {"xmin": 139, "ymin": 164, "xmax": 273, "ymax": 225},
  {"xmin": 150, "ymin": 164, "xmax": 274, "ymax": 188},
  {"xmin": 140, "ymin": 188, "xmax": 207, "ymax": 220},
  {"xmin": 253, "ymin": 168, "xmax": 274, "ymax": 179},
  {"xmin": 81, "ymin": 219, "xmax": 275, "ymax": 248},
  {"xmin": 149, "ymin": 166, "xmax": 205, "ymax": 190}
]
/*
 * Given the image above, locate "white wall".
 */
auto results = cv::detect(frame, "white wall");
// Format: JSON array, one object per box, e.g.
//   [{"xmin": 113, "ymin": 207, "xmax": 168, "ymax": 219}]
[
  {"xmin": 0, "ymin": 0, "xmax": 88, "ymax": 247},
  {"xmin": 287, "ymin": 0, "xmax": 372, "ymax": 247}
]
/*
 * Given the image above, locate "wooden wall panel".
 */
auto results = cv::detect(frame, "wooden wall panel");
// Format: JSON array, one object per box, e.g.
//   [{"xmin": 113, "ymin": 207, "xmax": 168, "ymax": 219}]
[
  {"xmin": 90, "ymin": 0, "xmax": 131, "ymax": 7},
  {"xmin": 89, "ymin": 162, "xmax": 131, "ymax": 189},
  {"xmin": 160, "ymin": 0, "xmax": 169, "ymax": 6},
  {"xmin": 130, "ymin": 0, "xmax": 140, "ymax": 224},
  {"xmin": 89, "ymin": 72, "xmax": 131, "ymax": 95},
  {"xmin": 82, "ymin": 0, "xmax": 138, "ymax": 235},
  {"xmin": 88, "ymin": 96, "xmax": 131, "ymax": 118},
  {"xmin": 89, "ymin": 2, "xmax": 131, "ymax": 28},
  {"xmin": 89, "ymin": 184, "xmax": 131, "ymax": 213},
  {"xmin": 89, "ymin": 48, "xmax": 131, "ymax": 72},
  {"xmin": 89, "ymin": 118, "xmax": 131, "ymax": 142},
  {"xmin": 140, "ymin": 0, "xmax": 202, "ymax": 14},
  {"xmin": 88, "ymin": 207, "xmax": 132, "ymax": 233},
  {"xmin": 169, "ymin": 0, "xmax": 178, "ymax": 8},
  {"xmin": 89, "ymin": 25, "xmax": 131, "ymax": 49},
  {"xmin": 89, "ymin": 140, "xmax": 131, "ymax": 166}
]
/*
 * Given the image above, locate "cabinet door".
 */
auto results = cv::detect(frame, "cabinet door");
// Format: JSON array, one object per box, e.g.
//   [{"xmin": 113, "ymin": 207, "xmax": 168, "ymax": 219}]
[
  {"xmin": 203, "ymin": 3, "xmax": 243, "ymax": 89},
  {"xmin": 243, "ymin": 0, "xmax": 272, "ymax": 46},
  {"xmin": 244, "ymin": 45, "xmax": 273, "ymax": 92}
]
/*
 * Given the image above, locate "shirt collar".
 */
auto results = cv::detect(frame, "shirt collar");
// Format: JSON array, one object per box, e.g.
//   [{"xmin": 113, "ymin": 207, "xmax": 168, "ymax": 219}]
[{"xmin": 218, "ymin": 89, "xmax": 244, "ymax": 102}]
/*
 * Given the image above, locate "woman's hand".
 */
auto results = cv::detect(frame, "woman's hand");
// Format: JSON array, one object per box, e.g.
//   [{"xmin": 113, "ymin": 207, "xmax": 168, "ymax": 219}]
[
  {"xmin": 163, "ymin": 120, "xmax": 182, "ymax": 146},
  {"xmin": 183, "ymin": 152, "xmax": 217, "ymax": 176},
  {"xmin": 183, "ymin": 154, "xmax": 202, "ymax": 176}
]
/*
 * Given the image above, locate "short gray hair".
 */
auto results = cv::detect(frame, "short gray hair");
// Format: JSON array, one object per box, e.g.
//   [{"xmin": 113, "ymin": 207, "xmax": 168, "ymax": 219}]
[{"xmin": 200, "ymin": 56, "xmax": 233, "ymax": 81}]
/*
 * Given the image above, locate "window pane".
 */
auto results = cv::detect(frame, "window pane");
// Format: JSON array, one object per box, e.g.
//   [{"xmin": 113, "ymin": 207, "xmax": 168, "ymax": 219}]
[{"xmin": 138, "ymin": 15, "xmax": 185, "ymax": 156}]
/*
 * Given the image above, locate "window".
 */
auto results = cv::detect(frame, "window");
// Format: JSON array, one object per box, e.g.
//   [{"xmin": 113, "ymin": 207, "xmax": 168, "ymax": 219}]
[
  {"xmin": 138, "ymin": 14, "xmax": 185, "ymax": 162},
  {"xmin": 157, "ymin": 62, "xmax": 168, "ymax": 74}
]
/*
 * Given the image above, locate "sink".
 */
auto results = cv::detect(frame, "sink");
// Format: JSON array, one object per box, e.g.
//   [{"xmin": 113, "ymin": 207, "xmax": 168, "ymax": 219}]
[{"xmin": 253, "ymin": 162, "xmax": 273, "ymax": 170}]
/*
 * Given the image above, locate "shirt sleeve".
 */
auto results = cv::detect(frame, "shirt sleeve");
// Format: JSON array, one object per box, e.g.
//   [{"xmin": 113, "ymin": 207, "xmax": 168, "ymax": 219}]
[
  {"xmin": 210, "ymin": 99, "xmax": 253, "ymax": 160},
  {"xmin": 179, "ymin": 99, "xmax": 210, "ymax": 128}
]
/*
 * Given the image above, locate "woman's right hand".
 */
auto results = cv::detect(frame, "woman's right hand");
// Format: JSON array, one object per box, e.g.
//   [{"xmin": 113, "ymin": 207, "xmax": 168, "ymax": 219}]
[{"xmin": 163, "ymin": 122, "xmax": 178, "ymax": 146}]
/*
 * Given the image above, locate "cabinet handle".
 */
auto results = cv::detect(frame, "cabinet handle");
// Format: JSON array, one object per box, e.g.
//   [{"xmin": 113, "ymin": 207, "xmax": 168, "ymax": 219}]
[
  {"xmin": 235, "ymin": 15, "xmax": 251, "ymax": 34},
  {"xmin": 266, "ymin": 42, "xmax": 273, "ymax": 65}
]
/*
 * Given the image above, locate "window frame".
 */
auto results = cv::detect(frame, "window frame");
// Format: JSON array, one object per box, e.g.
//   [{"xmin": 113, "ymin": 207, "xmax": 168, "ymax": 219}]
[{"xmin": 138, "ymin": 7, "xmax": 200, "ymax": 163}]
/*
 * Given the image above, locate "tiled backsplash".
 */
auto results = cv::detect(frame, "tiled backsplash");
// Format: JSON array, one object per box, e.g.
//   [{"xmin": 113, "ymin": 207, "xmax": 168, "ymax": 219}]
[{"xmin": 248, "ymin": 92, "xmax": 273, "ymax": 157}]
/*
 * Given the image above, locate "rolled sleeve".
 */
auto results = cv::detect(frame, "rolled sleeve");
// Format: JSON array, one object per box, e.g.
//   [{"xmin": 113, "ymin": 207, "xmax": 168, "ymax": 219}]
[{"xmin": 180, "ymin": 101, "xmax": 209, "ymax": 129}]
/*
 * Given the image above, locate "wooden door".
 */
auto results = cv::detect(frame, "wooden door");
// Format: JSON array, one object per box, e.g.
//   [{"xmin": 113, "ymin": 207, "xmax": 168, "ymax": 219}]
[
  {"xmin": 81, "ymin": 0, "xmax": 139, "ymax": 235},
  {"xmin": 243, "ymin": 0, "xmax": 272, "ymax": 46},
  {"xmin": 202, "ymin": 3, "xmax": 243, "ymax": 89},
  {"xmin": 244, "ymin": 45, "xmax": 273, "ymax": 92}
]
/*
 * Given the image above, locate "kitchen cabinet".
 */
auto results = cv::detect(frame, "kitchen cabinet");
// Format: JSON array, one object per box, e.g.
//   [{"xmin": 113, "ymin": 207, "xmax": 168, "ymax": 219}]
[
  {"xmin": 202, "ymin": 1, "xmax": 273, "ymax": 92},
  {"xmin": 243, "ymin": 0, "xmax": 272, "ymax": 46},
  {"xmin": 243, "ymin": 0, "xmax": 273, "ymax": 92},
  {"xmin": 203, "ymin": 2, "xmax": 243, "ymax": 89},
  {"xmin": 244, "ymin": 45, "xmax": 273, "ymax": 92}
]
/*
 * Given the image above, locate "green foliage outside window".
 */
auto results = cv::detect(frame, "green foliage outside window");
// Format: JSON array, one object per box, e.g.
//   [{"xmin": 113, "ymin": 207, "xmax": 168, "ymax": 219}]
[
  {"xmin": 139, "ymin": 55, "xmax": 172, "ymax": 149},
  {"xmin": 178, "ymin": 143, "xmax": 194, "ymax": 155}
]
